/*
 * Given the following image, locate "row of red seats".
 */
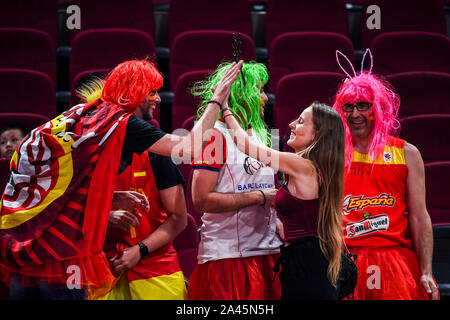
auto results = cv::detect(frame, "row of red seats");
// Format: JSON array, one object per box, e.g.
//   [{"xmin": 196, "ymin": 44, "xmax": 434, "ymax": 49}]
[
  {"xmin": 1, "ymin": 30, "xmax": 449, "ymax": 126},
  {"xmin": 1, "ymin": 0, "xmax": 448, "ymax": 50}
]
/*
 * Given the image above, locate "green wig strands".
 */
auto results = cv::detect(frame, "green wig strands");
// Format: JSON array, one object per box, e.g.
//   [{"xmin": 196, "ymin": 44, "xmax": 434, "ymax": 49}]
[{"xmin": 192, "ymin": 61, "xmax": 271, "ymax": 146}]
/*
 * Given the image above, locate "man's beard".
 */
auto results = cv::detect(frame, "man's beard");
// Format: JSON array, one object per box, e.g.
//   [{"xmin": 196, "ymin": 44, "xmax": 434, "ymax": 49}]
[{"xmin": 142, "ymin": 105, "xmax": 153, "ymax": 121}]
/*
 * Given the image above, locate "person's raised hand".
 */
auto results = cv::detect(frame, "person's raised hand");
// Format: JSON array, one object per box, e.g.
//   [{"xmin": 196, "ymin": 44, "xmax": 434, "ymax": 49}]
[{"xmin": 211, "ymin": 60, "xmax": 243, "ymax": 108}]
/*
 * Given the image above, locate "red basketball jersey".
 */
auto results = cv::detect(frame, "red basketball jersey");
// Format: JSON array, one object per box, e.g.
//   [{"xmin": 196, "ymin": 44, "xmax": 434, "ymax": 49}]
[{"xmin": 343, "ymin": 137, "xmax": 411, "ymax": 248}]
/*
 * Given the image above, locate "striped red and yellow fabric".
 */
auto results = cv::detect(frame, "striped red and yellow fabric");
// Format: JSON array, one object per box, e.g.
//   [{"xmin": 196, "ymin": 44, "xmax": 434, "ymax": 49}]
[
  {"xmin": 93, "ymin": 152, "xmax": 186, "ymax": 300},
  {"xmin": 0, "ymin": 100, "xmax": 130, "ymax": 291}
]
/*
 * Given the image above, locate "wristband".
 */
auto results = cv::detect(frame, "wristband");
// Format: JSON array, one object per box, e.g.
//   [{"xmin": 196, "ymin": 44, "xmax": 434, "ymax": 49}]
[
  {"xmin": 223, "ymin": 113, "xmax": 235, "ymax": 120},
  {"xmin": 207, "ymin": 100, "xmax": 223, "ymax": 109},
  {"xmin": 257, "ymin": 189, "xmax": 266, "ymax": 207},
  {"xmin": 137, "ymin": 241, "xmax": 149, "ymax": 259}
]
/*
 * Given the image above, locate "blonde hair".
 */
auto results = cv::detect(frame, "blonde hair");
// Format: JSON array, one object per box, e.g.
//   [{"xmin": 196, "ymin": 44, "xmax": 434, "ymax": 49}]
[{"xmin": 76, "ymin": 77, "xmax": 104, "ymax": 103}]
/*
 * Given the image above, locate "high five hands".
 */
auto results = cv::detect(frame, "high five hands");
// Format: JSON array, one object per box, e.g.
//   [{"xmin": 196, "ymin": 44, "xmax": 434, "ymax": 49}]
[{"xmin": 210, "ymin": 60, "xmax": 243, "ymax": 109}]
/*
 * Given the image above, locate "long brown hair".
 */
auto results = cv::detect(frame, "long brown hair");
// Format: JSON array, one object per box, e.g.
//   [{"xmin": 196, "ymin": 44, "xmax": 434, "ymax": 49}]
[{"xmin": 298, "ymin": 102, "xmax": 345, "ymax": 286}]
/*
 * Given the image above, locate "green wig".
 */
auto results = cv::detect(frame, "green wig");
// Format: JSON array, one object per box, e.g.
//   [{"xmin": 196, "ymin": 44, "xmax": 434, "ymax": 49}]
[{"xmin": 192, "ymin": 61, "xmax": 271, "ymax": 146}]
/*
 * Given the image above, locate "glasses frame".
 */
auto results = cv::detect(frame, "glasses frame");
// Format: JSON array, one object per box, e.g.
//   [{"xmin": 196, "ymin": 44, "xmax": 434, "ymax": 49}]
[{"xmin": 341, "ymin": 102, "xmax": 372, "ymax": 113}]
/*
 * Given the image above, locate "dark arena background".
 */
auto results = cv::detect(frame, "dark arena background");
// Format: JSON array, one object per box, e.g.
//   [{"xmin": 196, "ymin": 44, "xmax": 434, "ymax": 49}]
[{"xmin": 0, "ymin": 0, "xmax": 449, "ymax": 308}]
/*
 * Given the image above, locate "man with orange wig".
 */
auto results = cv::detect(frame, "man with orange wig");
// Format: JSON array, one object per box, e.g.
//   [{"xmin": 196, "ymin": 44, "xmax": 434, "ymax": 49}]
[
  {"xmin": 0, "ymin": 58, "xmax": 243, "ymax": 299},
  {"xmin": 333, "ymin": 50, "xmax": 439, "ymax": 300},
  {"xmin": 76, "ymin": 75, "xmax": 188, "ymax": 300}
]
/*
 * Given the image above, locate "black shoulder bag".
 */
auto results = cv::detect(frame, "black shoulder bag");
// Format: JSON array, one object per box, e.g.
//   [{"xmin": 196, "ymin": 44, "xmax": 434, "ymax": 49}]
[{"xmin": 338, "ymin": 251, "xmax": 358, "ymax": 299}]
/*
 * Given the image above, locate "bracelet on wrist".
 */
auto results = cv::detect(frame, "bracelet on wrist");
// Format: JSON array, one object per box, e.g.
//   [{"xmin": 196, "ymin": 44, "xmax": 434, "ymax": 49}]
[
  {"xmin": 223, "ymin": 113, "xmax": 235, "ymax": 120},
  {"xmin": 207, "ymin": 100, "xmax": 223, "ymax": 109},
  {"xmin": 257, "ymin": 189, "xmax": 266, "ymax": 207},
  {"xmin": 137, "ymin": 241, "xmax": 149, "ymax": 259}
]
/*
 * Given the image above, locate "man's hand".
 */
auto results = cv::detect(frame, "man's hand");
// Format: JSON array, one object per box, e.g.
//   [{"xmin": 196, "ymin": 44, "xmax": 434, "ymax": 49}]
[
  {"xmin": 110, "ymin": 245, "xmax": 141, "ymax": 275},
  {"xmin": 109, "ymin": 210, "xmax": 141, "ymax": 231},
  {"xmin": 420, "ymin": 273, "xmax": 439, "ymax": 300},
  {"xmin": 113, "ymin": 190, "xmax": 149, "ymax": 212}
]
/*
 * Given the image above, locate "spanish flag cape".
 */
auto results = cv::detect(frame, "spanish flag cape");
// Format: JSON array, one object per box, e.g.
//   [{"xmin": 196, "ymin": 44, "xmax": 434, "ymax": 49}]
[{"xmin": 0, "ymin": 99, "xmax": 130, "ymax": 295}]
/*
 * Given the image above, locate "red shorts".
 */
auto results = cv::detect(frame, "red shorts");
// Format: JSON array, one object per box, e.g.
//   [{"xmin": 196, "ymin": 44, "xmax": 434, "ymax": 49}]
[
  {"xmin": 348, "ymin": 246, "xmax": 437, "ymax": 300},
  {"xmin": 188, "ymin": 254, "xmax": 281, "ymax": 300}
]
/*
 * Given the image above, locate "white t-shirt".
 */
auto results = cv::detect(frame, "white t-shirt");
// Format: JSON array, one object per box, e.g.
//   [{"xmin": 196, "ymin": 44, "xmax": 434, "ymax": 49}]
[{"xmin": 192, "ymin": 121, "xmax": 282, "ymax": 264}]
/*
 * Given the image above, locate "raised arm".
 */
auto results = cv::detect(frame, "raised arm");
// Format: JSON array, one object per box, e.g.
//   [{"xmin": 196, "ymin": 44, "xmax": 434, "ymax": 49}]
[
  {"xmin": 404, "ymin": 142, "xmax": 439, "ymax": 300},
  {"xmin": 222, "ymin": 109, "xmax": 311, "ymax": 180},
  {"xmin": 147, "ymin": 61, "xmax": 244, "ymax": 161}
]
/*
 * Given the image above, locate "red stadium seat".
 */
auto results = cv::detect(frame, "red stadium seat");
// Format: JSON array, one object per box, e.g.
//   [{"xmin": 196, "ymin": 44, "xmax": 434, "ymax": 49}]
[
  {"xmin": 69, "ymin": 0, "xmax": 155, "ymax": 43},
  {"xmin": 400, "ymin": 114, "xmax": 450, "ymax": 163},
  {"xmin": 0, "ymin": 69, "xmax": 56, "ymax": 119},
  {"xmin": 0, "ymin": 113, "xmax": 50, "ymax": 134},
  {"xmin": 273, "ymin": 72, "xmax": 345, "ymax": 139},
  {"xmin": 169, "ymin": 30, "xmax": 256, "ymax": 92},
  {"xmin": 360, "ymin": 0, "xmax": 446, "ymax": 49},
  {"xmin": 425, "ymin": 162, "xmax": 450, "ymax": 225},
  {"xmin": 69, "ymin": 28, "xmax": 156, "ymax": 91},
  {"xmin": 264, "ymin": 0, "xmax": 349, "ymax": 50},
  {"xmin": 0, "ymin": 1, "xmax": 58, "ymax": 47},
  {"xmin": 387, "ymin": 71, "xmax": 450, "ymax": 118},
  {"xmin": 268, "ymin": 31, "xmax": 353, "ymax": 92},
  {"xmin": 0, "ymin": 28, "xmax": 56, "ymax": 84},
  {"xmin": 172, "ymin": 70, "xmax": 210, "ymax": 130},
  {"xmin": 371, "ymin": 32, "xmax": 450, "ymax": 75},
  {"xmin": 167, "ymin": 0, "xmax": 252, "ymax": 48}
]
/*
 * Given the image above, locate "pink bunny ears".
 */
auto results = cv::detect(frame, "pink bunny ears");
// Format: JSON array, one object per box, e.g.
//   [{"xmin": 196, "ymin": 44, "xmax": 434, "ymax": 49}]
[{"xmin": 335, "ymin": 48, "xmax": 373, "ymax": 80}]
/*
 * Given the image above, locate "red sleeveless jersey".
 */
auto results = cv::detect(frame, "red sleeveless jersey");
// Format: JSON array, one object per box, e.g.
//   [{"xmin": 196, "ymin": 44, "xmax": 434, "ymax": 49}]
[
  {"xmin": 343, "ymin": 136, "xmax": 411, "ymax": 248},
  {"xmin": 105, "ymin": 152, "xmax": 181, "ymax": 282}
]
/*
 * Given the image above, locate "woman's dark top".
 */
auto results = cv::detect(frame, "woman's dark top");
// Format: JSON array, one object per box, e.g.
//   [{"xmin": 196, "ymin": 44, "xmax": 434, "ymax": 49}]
[{"xmin": 274, "ymin": 182, "xmax": 320, "ymax": 242}]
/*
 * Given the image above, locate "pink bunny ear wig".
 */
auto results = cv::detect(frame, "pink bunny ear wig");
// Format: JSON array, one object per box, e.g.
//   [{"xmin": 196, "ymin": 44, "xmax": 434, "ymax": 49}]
[{"xmin": 333, "ymin": 49, "xmax": 401, "ymax": 167}]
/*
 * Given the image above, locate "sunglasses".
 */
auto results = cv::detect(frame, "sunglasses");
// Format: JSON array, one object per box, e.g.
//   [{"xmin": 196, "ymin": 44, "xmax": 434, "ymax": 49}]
[{"xmin": 341, "ymin": 102, "xmax": 372, "ymax": 113}]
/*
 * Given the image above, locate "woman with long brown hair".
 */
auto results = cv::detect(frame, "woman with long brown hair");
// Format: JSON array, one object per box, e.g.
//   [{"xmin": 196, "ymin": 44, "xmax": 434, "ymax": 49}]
[{"xmin": 220, "ymin": 81, "xmax": 345, "ymax": 298}]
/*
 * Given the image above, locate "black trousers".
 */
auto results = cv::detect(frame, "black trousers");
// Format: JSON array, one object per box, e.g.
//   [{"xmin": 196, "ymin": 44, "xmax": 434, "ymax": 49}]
[{"xmin": 275, "ymin": 236, "xmax": 339, "ymax": 300}]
